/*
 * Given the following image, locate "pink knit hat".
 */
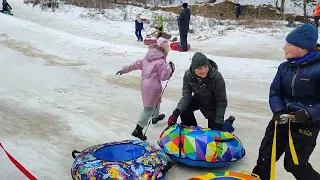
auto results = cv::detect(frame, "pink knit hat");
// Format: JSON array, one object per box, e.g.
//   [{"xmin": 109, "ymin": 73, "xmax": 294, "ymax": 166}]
[{"xmin": 157, "ymin": 37, "xmax": 169, "ymax": 52}]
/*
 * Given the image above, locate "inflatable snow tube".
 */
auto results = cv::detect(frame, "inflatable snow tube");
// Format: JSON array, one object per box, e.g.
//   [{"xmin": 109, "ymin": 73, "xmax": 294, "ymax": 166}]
[
  {"xmin": 189, "ymin": 171, "xmax": 261, "ymax": 180},
  {"xmin": 71, "ymin": 140, "xmax": 172, "ymax": 180},
  {"xmin": 170, "ymin": 42, "xmax": 190, "ymax": 51},
  {"xmin": 157, "ymin": 124, "xmax": 245, "ymax": 168}
]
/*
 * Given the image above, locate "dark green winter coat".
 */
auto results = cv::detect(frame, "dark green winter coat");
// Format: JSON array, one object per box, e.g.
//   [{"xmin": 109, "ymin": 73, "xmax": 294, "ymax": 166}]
[{"xmin": 176, "ymin": 59, "xmax": 227, "ymax": 124}]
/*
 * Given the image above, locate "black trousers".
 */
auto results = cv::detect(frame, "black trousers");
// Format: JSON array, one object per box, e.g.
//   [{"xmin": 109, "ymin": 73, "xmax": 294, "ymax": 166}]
[
  {"xmin": 315, "ymin": 16, "xmax": 320, "ymax": 29},
  {"xmin": 252, "ymin": 120, "xmax": 320, "ymax": 180},
  {"xmin": 179, "ymin": 29, "xmax": 188, "ymax": 51},
  {"xmin": 180, "ymin": 99, "xmax": 217, "ymax": 129},
  {"xmin": 135, "ymin": 29, "xmax": 142, "ymax": 40}
]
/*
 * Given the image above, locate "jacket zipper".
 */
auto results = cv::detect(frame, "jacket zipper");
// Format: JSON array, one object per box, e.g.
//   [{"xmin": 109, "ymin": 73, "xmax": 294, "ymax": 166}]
[{"xmin": 291, "ymin": 65, "xmax": 300, "ymax": 102}]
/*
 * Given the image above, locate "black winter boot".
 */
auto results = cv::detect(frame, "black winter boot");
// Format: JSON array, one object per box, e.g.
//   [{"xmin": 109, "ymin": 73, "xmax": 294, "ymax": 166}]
[
  {"xmin": 131, "ymin": 124, "xmax": 147, "ymax": 141},
  {"xmin": 225, "ymin": 115, "xmax": 235, "ymax": 124},
  {"xmin": 152, "ymin": 114, "xmax": 165, "ymax": 124}
]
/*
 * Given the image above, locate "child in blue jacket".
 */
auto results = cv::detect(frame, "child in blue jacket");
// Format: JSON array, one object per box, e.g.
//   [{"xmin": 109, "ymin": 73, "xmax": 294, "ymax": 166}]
[
  {"xmin": 135, "ymin": 14, "xmax": 143, "ymax": 41},
  {"xmin": 252, "ymin": 24, "xmax": 320, "ymax": 180}
]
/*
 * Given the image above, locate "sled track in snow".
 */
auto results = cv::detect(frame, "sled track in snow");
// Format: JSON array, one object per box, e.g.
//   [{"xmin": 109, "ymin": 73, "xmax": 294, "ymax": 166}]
[
  {"xmin": 190, "ymin": 42, "xmax": 284, "ymax": 60},
  {"xmin": 105, "ymin": 75, "xmax": 271, "ymax": 121},
  {"xmin": 0, "ymin": 101, "xmax": 66, "ymax": 139},
  {"xmin": 0, "ymin": 34, "xmax": 87, "ymax": 67}
]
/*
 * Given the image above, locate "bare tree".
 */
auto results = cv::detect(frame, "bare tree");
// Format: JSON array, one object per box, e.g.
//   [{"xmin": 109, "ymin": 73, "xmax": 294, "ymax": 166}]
[
  {"xmin": 303, "ymin": 0, "xmax": 307, "ymax": 17},
  {"xmin": 280, "ymin": 0, "xmax": 285, "ymax": 12}
]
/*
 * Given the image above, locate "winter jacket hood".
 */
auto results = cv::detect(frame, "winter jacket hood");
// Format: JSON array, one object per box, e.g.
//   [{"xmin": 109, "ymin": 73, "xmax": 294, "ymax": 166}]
[
  {"xmin": 189, "ymin": 59, "xmax": 219, "ymax": 79},
  {"xmin": 145, "ymin": 48, "xmax": 165, "ymax": 62}
]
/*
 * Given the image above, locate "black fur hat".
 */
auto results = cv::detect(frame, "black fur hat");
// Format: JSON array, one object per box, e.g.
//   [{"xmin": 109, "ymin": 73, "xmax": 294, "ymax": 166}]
[{"xmin": 182, "ymin": 3, "xmax": 188, "ymax": 8}]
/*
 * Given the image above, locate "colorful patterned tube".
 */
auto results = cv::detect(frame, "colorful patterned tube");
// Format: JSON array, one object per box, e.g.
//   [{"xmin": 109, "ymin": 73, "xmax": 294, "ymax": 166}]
[
  {"xmin": 189, "ymin": 171, "xmax": 261, "ymax": 180},
  {"xmin": 157, "ymin": 124, "xmax": 246, "ymax": 168},
  {"xmin": 71, "ymin": 140, "xmax": 171, "ymax": 180}
]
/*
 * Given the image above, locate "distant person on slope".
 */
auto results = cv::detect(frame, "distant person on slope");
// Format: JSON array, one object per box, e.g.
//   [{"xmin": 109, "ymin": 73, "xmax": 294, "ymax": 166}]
[
  {"xmin": 116, "ymin": 37, "xmax": 175, "ymax": 140},
  {"xmin": 252, "ymin": 24, "xmax": 320, "ymax": 180},
  {"xmin": 157, "ymin": 15, "xmax": 164, "ymax": 32},
  {"xmin": 177, "ymin": 3, "xmax": 190, "ymax": 52},
  {"xmin": 1, "ymin": 0, "xmax": 11, "ymax": 13},
  {"xmin": 135, "ymin": 14, "xmax": 144, "ymax": 41},
  {"xmin": 167, "ymin": 52, "xmax": 235, "ymax": 133},
  {"xmin": 313, "ymin": 4, "xmax": 320, "ymax": 29},
  {"xmin": 235, "ymin": 3, "xmax": 244, "ymax": 19}
]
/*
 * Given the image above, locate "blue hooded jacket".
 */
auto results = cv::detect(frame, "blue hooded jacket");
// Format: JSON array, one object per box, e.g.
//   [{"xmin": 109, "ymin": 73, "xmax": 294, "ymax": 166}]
[{"xmin": 269, "ymin": 51, "xmax": 320, "ymax": 121}]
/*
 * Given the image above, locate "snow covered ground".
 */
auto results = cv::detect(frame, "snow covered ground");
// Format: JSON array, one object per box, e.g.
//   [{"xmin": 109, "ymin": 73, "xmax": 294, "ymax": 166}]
[
  {"xmin": 0, "ymin": 0, "xmax": 319, "ymax": 180},
  {"xmin": 11, "ymin": 1, "xmax": 294, "ymax": 60}
]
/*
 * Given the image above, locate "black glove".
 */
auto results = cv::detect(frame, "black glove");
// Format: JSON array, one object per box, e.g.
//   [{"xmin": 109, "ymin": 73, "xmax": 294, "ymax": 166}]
[
  {"xmin": 116, "ymin": 70, "xmax": 123, "ymax": 75},
  {"xmin": 169, "ymin": 61, "xmax": 175, "ymax": 72},
  {"xmin": 290, "ymin": 110, "xmax": 310, "ymax": 123},
  {"xmin": 168, "ymin": 109, "xmax": 180, "ymax": 126},
  {"xmin": 272, "ymin": 111, "xmax": 287, "ymax": 123},
  {"xmin": 210, "ymin": 123, "xmax": 224, "ymax": 131}
]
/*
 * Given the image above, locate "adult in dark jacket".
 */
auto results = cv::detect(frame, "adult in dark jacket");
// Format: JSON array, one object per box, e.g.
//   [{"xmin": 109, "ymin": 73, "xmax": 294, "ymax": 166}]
[
  {"xmin": 167, "ymin": 52, "xmax": 234, "ymax": 132},
  {"xmin": 235, "ymin": 3, "xmax": 243, "ymax": 19},
  {"xmin": 177, "ymin": 3, "xmax": 190, "ymax": 52},
  {"xmin": 252, "ymin": 24, "xmax": 320, "ymax": 180},
  {"xmin": 1, "ymin": 0, "xmax": 11, "ymax": 13}
]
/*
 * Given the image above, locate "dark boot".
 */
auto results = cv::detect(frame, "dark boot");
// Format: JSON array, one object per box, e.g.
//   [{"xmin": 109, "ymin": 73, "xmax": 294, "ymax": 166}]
[
  {"xmin": 131, "ymin": 124, "xmax": 147, "ymax": 140},
  {"xmin": 252, "ymin": 162, "xmax": 271, "ymax": 180},
  {"xmin": 225, "ymin": 115, "xmax": 235, "ymax": 124},
  {"xmin": 152, "ymin": 114, "xmax": 165, "ymax": 124}
]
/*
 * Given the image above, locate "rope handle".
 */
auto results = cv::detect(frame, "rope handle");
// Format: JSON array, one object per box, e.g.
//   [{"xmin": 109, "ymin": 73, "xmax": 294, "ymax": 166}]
[
  {"xmin": 271, "ymin": 115, "xmax": 299, "ymax": 180},
  {"xmin": 161, "ymin": 161, "xmax": 175, "ymax": 175},
  {"xmin": 270, "ymin": 120, "xmax": 278, "ymax": 180},
  {"xmin": 0, "ymin": 142, "xmax": 37, "ymax": 180},
  {"xmin": 178, "ymin": 125, "xmax": 183, "ymax": 158},
  {"xmin": 71, "ymin": 150, "xmax": 81, "ymax": 159},
  {"xmin": 279, "ymin": 114, "xmax": 296, "ymax": 124}
]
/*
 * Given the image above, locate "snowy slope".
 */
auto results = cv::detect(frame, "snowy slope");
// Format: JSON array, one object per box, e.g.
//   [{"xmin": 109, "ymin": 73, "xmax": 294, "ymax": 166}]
[
  {"xmin": 0, "ymin": 0, "xmax": 319, "ymax": 180},
  {"xmin": 11, "ymin": 0, "xmax": 295, "ymax": 60}
]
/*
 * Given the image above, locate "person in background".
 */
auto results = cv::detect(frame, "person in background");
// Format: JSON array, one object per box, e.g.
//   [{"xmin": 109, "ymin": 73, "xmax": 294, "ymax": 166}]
[
  {"xmin": 135, "ymin": 14, "xmax": 144, "ymax": 41},
  {"xmin": 1, "ymin": 0, "xmax": 12, "ymax": 13},
  {"xmin": 157, "ymin": 15, "xmax": 164, "ymax": 32},
  {"xmin": 313, "ymin": 3, "xmax": 320, "ymax": 29},
  {"xmin": 177, "ymin": 2, "xmax": 190, "ymax": 52},
  {"xmin": 235, "ymin": 3, "xmax": 244, "ymax": 19}
]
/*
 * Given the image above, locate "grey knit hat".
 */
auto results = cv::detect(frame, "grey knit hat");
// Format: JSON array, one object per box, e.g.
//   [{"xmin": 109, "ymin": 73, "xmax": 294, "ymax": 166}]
[{"xmin": 191, "ymin": 52, "xmax": 211, "ymax": 70}]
